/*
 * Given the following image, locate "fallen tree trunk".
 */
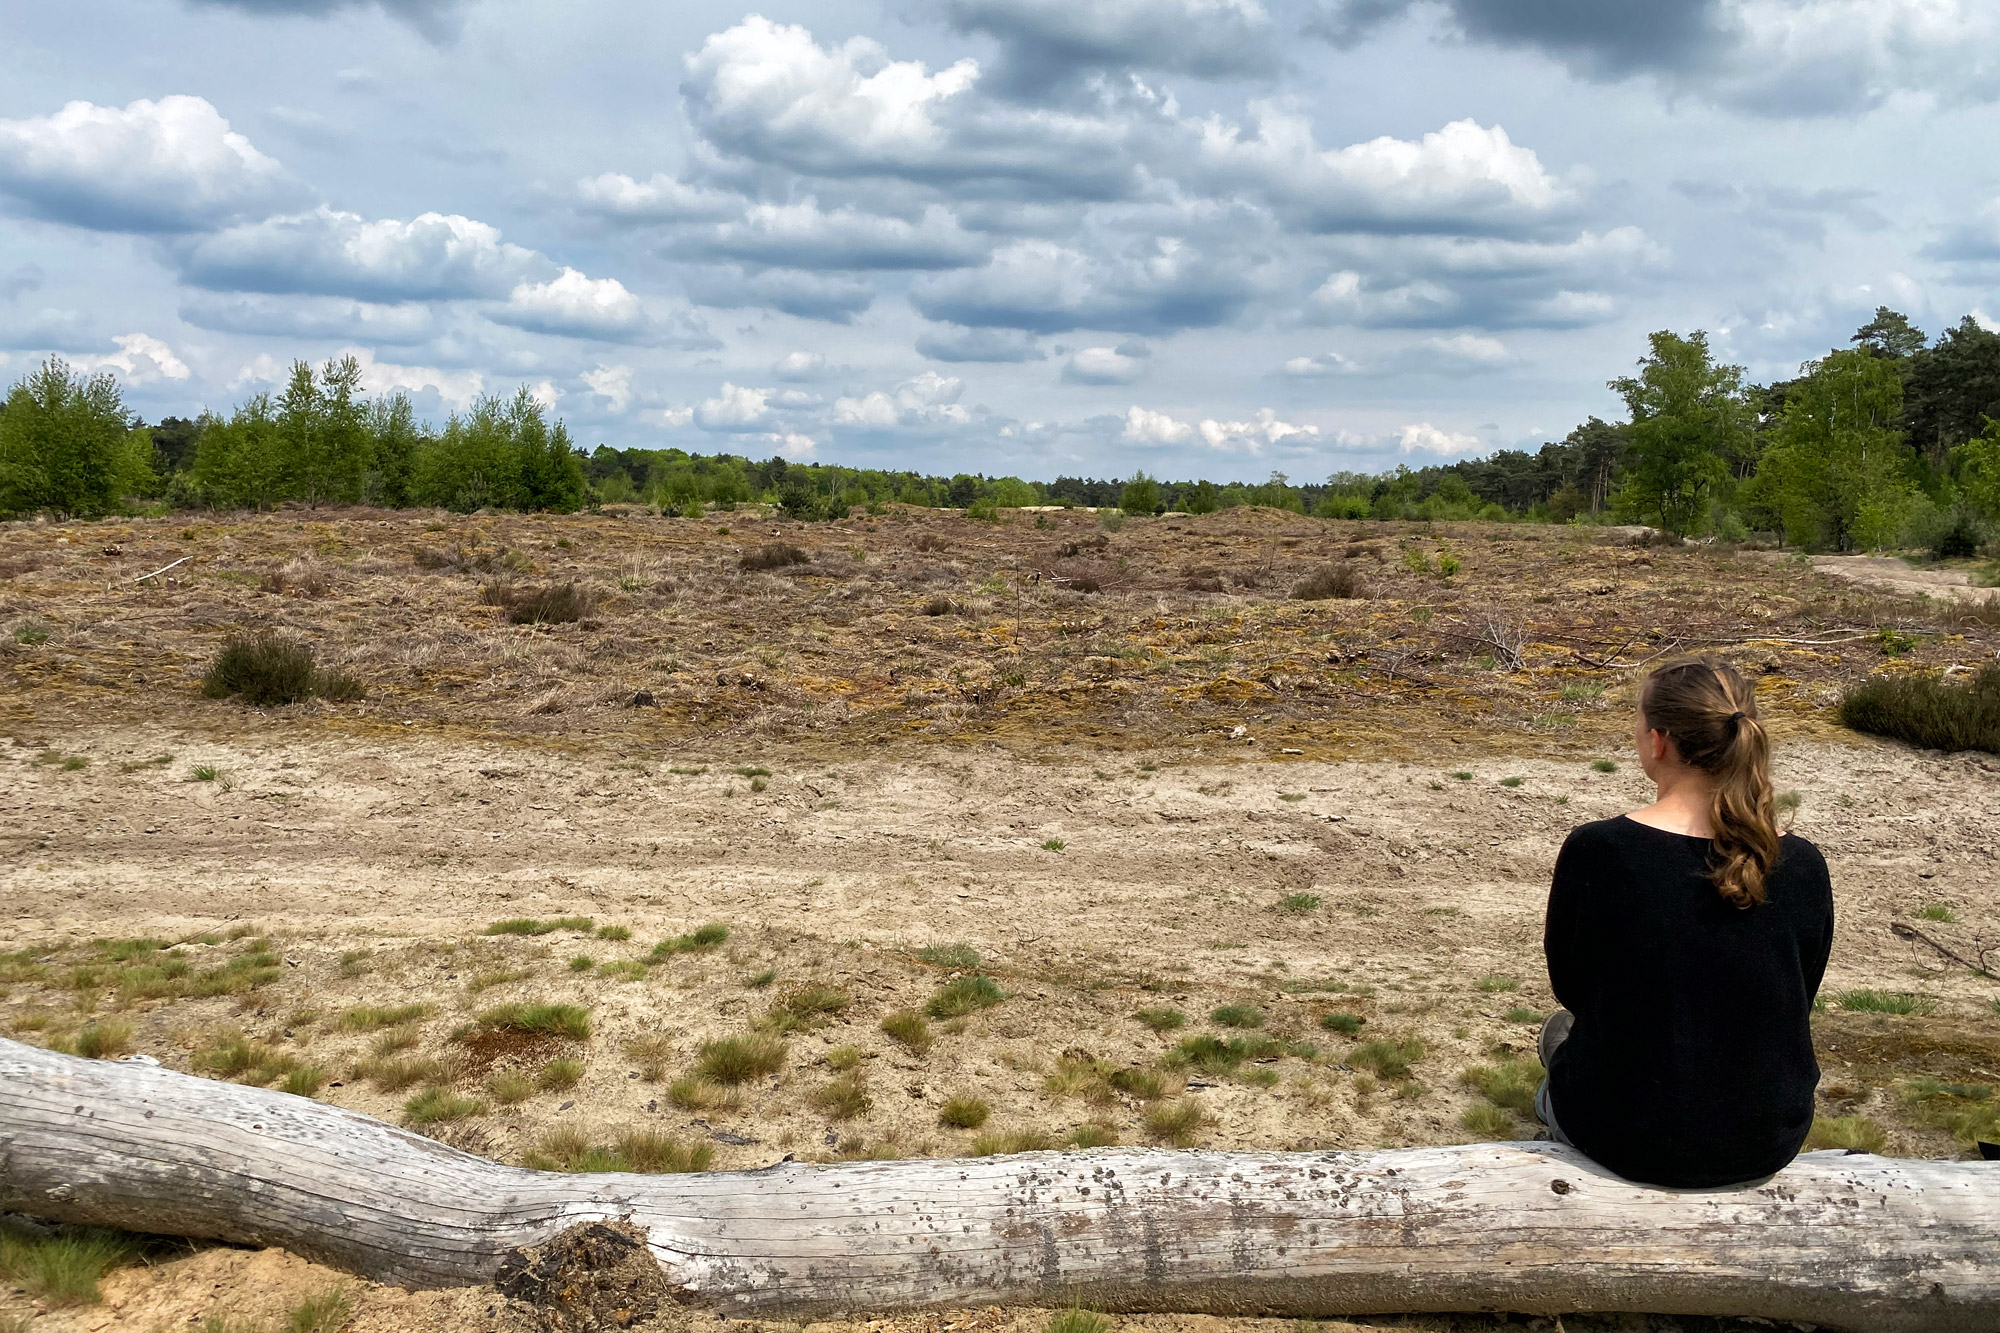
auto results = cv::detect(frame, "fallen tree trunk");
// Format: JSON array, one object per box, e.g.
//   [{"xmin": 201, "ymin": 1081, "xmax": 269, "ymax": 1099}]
[{"xmin": 2, "ymin": 1040, "xmax": 1995, "ymax": 1333}]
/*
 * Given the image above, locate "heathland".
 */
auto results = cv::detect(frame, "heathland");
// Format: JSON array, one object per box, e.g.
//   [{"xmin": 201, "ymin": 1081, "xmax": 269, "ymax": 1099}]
[{"xmin": 2, "ymin": 503, "xmax": 1997, "ymax": 1332}]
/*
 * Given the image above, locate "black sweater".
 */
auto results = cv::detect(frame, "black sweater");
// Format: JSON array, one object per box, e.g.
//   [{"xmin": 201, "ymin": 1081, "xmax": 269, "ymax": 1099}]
[{"xmin": 1542, "ymin": 816, "xmax": 1834, "ymax": 1187}]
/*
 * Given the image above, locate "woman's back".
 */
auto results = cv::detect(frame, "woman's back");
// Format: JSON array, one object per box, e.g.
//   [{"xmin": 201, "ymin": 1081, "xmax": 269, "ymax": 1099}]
[{"xmin": 1543, "ymin": 815, "xmax": 1834, "ymax": 1187}]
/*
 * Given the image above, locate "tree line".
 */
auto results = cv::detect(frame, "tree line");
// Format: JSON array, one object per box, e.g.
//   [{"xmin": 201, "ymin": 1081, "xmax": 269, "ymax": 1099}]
[{"xmin": 2, "ymin": 308, "xmax": 1996, "ymax": 555}]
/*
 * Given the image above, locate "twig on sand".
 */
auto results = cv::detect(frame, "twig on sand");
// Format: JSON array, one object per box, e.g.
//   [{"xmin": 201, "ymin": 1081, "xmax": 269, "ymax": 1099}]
[
  {"xmin": 1891, "ymin": 921, "xmax": 1994, "ymax": 978},
  {"xmin": 133, "ymin": 556, "xmax": 190, "ymax": 583}
]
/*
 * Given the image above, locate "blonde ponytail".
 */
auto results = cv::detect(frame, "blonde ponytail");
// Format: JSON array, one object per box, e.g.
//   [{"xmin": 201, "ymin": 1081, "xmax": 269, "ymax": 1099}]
[{"xmin": 1641, "ymin": 657, "xmax": 1781, "ymax": 907}]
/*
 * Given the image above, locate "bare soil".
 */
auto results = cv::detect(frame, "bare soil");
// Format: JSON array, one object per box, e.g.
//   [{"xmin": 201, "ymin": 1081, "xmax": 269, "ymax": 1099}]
[{"xmin": 2, "ymin": 507, "xmax": 1997, "ymax": 1331}]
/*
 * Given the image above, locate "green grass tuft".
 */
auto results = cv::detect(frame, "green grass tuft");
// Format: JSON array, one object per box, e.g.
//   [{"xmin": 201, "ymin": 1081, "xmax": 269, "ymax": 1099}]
[
  {"xmin": 1209, "ymin": 1004, "xmax": 1264, "ymax": 1029},
  {"xmin": 917, "ymin": 942, "xmax": 981, "ymax": 969},
  {"xmin": 1591, "ymin": 758, "xmax": 1618, "ymax": 773},
  {"xmin": 1133, "ymin": 1006, "xmax": 1186, "ymax": 1033},
  {"xmin": 1319, "ymin": 1011, "xmax": 1365, "ymax": 1036},
  {"xmin": 1835, "ymin": 989, "xmax": 1938, "ymax": 1016},
  {"xmin": 339, "ymin": 1002, "xmax": 432, "ymax": 1031},
  {"xmin": 0, "ymin": 1223, "xmax": 142, "ymax": 1307},
  {"xmin": 1349, "ymin": 1037, "xmax": 1425, "ymax": 1080},
  {"xmin": 881, "ymin": 1009, "xmax": 932, "ymax": 1052},
  {"xmin": 478, "ymin": 1003, "xmax": 593, "ymax": 1039},
  {"xmin": 1047, "ymin": 1310, "xmax": 1114, "ymax": 1333},
  {"xmin": 694, "ymin": 1033, "xmax": 787, "ymax": 1085},
  {"xmin": 483, "ymin": 916, "xmax": 594, "ymax": 937},
  {"xmin": 285, "ymin": 1287, "xmax": 355, "ymax": 1333},
  {"xmin": 403, "ymin": 1087, "xmax": 483, "ymax": 1126},
  {"xmin": 1804, "ymin": 1115, "xmax": 1887, "ymax": 1153},
  {"xmin": 939, "ymin": 1094, "xmax": 991, "ymax": 1128},
  {"xmin": 1460, "ymin": 1103, "xmax": 1517, "ymax": 1140},
  {"xmin": 1276, "ymin": 893, "xmax": 1321, "ymax": 915},
  {"xmin": 651, "ymin": 922, "xmax": 730, "ymax": 959},
  {"xmin": 1142, "ymin": 1100, "xmax": 1204, "ymax": 1146},
  {"xmin": 926, "ymin": 974, "xmax": 1006, "ymax": 1018}
]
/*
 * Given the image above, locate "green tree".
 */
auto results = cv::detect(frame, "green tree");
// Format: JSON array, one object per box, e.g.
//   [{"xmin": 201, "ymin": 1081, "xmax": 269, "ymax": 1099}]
[
  {"xmin": 1850, "ymin": 306, "xmax": 1927, "ymax": 360},
  {"xmin": 512, "ymin": 391, "xmax": 586, "ymax": 513},
  {"xmin": 1119, "ymin": 470, "xmax": 1161, "ymax": 516},
  {"xmin": 1955, "ymin": 417, "xmax": 2000, "ymax": 521},
  {"xmin": 412, "ymin": 395, "xmax": 522, "ymax": 512},
  {"xmin": 1905, "ymin": 315, "xmax": 2000, "ymax": 464},
  {"xmin": 0, "ymin": 357, "xmax": 147, "ymax": 518},
  {"xmin": 279, "ymin": 355, "xmax": 370, "ymax": 506},
  {"xmin": 191, "ymin": 396, "xmax": 287, "ymax": 510},
  {"xmin": 1610, "ymin": 331, "xmax": 1749, "ymax": 535},
  {"xmin": 1758, "ymin": 348, "xmax": 1913, "ymax": 551},
  {"xmin": 366, "ymin": 393, "xmax": 422, "ymax": 507}
]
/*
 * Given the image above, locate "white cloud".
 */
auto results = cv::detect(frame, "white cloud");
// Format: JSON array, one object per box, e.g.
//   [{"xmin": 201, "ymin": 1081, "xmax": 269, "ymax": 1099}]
[
  {"xmin": 915, "ymin": 324, "xmax": 1047, "ymax": 362},
  {"xmin": 1198, "ymin": 109, "xmax": 1566, "ymax": 233},
  {"xmin": 941, "ymin": 0, "xmax": 1280, "ymax": 88},
  {"xmin": 575, "ymin": 172, "xmax": 741, "ymax": 223},
  {"xmin": 769, "ymin": 431, "xmax": 818, "ymax": 458},
  {"xmin": 772, "ymin": 351, "xmax": 828, "ymax": 380},
  {"xmin": 528, "ymin": 379, "xmax": 560, "ymax": 410},
  {"xmin": 1121, "ymin": 405, "xmax": 1193, "ymax": 444},
  {"xmin": 344, "ymin": 346, "xmax": 483, "ymax": 411},
  {"xmin": 680, "ymin": 17, "xmax": 1137, "ymax": 197},
  {"xmin": 696, "ymin": 381, "xmax": 773, "ymax": 430},
  {"xmin": 1399, "ymin": 421, "xmax": 1480, "ymax": 454},
  {"xmin": 832, "ymin": 370, "xmax": 970, "ymax": 431},
  {"xmin": 177, "ymin": 290, "xmax": 436, "ymax": 343},
  {"xmin": 913, "ymin": 236, "xmax": 1258, "ymax": 334},
  {"xmin": 0, "ymin": 96, "xmax": 297, "ymax": 233},
  {"xmin": 651, "ymin": 406, "xmax": 696, "ymax": 429},
  {"xmin": 1063, "ymin": 345, "xmax": 1148, "ymax": 384},
  {"xmin": 681, "ymin": 200, "xmax": 984, "ymax": 271},
  {"xmin": 1424, "ymin": 333, "xmax": 1510, "ymax": 364},
  {"xmin": 1197, "ymin": 408, "xmax": 1317, "ymax": 452},
  {"xmin": 684, "ymin": 17, "xmax": 980, "ymax": 175},
  {"xmin": 1282, "ymin": 351, "xmax": 1355, "ymax": 377},
  {"xmin": 497, "ymin": 267, "xmax": 650, "ymax": 341},
  {"xmin": 583, "ymin": 364, "xmax": 633, "ymax": 412},
  {"xmin": 1713, "ymin": 0, "xmax": 2000, "ymax": 115},
  {"xmin": 73, "ymin": 333, "xmax": 191, "ymax": 384},
  {"xmin": 174, "ymin": 206, "xmax": 545, "ymax": 301}
]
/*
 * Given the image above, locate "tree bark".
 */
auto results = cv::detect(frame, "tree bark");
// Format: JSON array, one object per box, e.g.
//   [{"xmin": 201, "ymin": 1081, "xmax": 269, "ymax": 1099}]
[{"xmin": 2, "ymin": 1039, "xmax": 1996, "ymax": 1333}]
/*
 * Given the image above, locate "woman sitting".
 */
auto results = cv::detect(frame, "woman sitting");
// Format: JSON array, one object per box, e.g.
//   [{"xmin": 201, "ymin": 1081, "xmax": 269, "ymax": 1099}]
[{"xmin": 1537, "ymin": 657, "xmax": 1834, "ymax": 1188}]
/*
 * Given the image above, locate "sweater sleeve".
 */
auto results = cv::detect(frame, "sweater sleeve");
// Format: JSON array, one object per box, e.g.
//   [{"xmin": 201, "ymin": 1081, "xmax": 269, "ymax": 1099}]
[
  {"xmin": 1543, "ymin": 827, "xmax": 1597, "ymax": 1013},
  {"xmin": 1794, "ymin": 839, "xmax": 1835, "ymax": 997}
]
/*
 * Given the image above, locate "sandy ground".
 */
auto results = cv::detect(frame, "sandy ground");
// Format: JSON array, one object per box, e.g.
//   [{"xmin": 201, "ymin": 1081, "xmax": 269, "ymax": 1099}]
[{"xmin": 4, "ymin": 510, "xmax": 1999, "ymax": 1330}]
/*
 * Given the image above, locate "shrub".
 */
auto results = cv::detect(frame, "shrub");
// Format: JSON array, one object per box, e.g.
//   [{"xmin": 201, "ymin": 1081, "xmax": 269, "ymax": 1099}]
[
  {"xmin": 939, "ymin": 1094, "xmax": 991, "ymax": 1128},
  {"xmin": 880, "ymin": 1010, "xmax": 932, "ymax": 1052},
  {"xmin": 1290, "ymin": 563, "xmax": 1366, "ymax": 600},
  {"xmin": 0, "ymin": 1222, "xmax": 142, "ymax": 1307},
  {"xmin": 1210, "ymin": 1004, "xmax": 1264, "ymax": 1029},
  {"xmin": 1805, "ymin": 1114, "xmax": 1887, "ymax": 1153},
  {"xmin": 1143, "ymin": 1100, "xmax": 1204, "ymax": 1146},
  {"xmin": 504, "ymin": 581, "xmax": 593, "ymax": 625},
  {"xmin": 478, "ymin": 1003, "xmax": 593, "ymax": 1039},
  {"xmin": 927, "ymin": 974, "xmax": 1006, "ymax": 1018},
  {"xmin": 1320, "ymin": 1011, "xmax": 1365, "ymax": 1036},
  {"xmin": 1839, "ymin": 665, "xmax": 2000, "ymax": 755},
  {"xmin": 1133, "ymin": 1006, "xmax": 1186, "ymax": 1033},
  {"xmin": 201, "ymin": 633, "xmax": 363, "ymax": 706},
  {"xmin": 694, "ymin": 1033, "xmax": 786, "ymax": 1084},
  {"xmin": 739, "ymin": 543, "xmax": 810, "ymax": 572}
]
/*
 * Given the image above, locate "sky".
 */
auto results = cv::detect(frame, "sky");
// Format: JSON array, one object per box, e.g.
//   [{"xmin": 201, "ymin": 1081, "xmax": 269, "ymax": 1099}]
[{"xmin": 1, "ymin": 0, "xmax": 1996, "ymax": 482}]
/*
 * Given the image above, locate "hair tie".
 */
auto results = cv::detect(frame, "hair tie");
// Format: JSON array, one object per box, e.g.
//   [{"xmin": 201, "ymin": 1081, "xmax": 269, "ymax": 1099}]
[{"xmin": 1729, "ymin": 711, "xmax": 1747, "ymax": 725}]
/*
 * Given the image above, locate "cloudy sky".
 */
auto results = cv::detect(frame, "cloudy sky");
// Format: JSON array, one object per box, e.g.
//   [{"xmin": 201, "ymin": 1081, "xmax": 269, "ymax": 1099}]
[{"xmin": 2, "ymin": 0, "xmax": 1996, "ymax": 480}]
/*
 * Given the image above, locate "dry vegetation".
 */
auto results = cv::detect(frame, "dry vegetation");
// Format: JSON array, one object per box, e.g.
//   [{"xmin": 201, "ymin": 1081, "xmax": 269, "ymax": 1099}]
[{"xmin": 2, "ymin": 504, "xmax": 1997, "ymax": 1330}]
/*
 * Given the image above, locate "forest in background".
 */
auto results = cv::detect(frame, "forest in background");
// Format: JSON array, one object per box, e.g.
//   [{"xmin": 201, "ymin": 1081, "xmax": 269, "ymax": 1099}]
[{"xmin": 2, "ymin": 307, "xmax": 1998, "ymax": 556}]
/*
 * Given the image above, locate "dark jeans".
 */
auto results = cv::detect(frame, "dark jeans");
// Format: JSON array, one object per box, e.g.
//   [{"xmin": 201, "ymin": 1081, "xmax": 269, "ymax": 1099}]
[{"xmin": 1535, "ymin": 1009, "xmax": 1576, "ymax": 1148}]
